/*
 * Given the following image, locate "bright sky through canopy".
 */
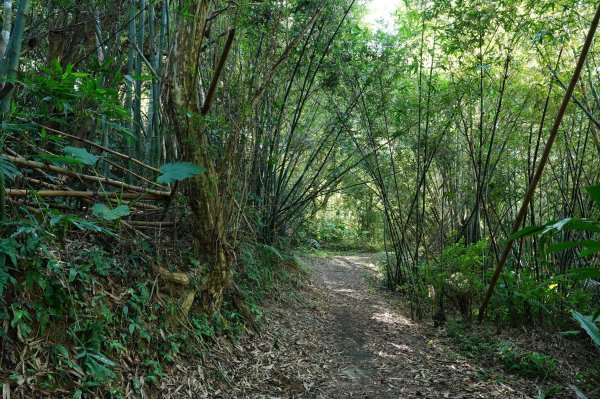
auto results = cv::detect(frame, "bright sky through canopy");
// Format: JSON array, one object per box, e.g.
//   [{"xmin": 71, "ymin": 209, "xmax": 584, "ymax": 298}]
[{"xmin": 363, "ymin": 0, "xmax": 401, "ymax": 32}]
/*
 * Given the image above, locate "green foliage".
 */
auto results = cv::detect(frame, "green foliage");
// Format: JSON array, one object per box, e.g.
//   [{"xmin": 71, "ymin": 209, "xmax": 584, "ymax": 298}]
[
  {"xmin": 62, "ymin": 146, "xmax": 100, "ymax": 166},
  {"xmin": 303, "ymin": 217, "xmax": 376, "ymax": 251},
  {"xmin": 425, "ymin": 240, "xmax": 488, "ymax": 319},
  {"xmin": 0, "ymin": 157, "xmax": 21, "ymax": 181},
  {"xmin": 374, "ymin": 251, "xmax": 396, "ymax": 287},
  {"xmin": 586, "ymin": 185, "xmax": 600, "ymax": 212},
  {"xmin": 25, "ymin": 60, "xmax": 129, "ymax": 144},
  {"xmin": 91, "ymin": 204, "xmax": 131, "ymax": 221},
  {"xmin": 499, "ymin": 341, "xmax": 557, "ymax": 378},
  {"xmin": 510, "ymin": 187, "xmax": 600, "ymax": 332},
  {"xmin": 446, "ymin": 320, "xmax": 500, "ymax": 358},
  {"xmin": 0, "ymin": 211, "xmax": 191, "ymax": 397},
  {"xmin": 232, "ymin": 241, "xmax": 304, "ymax": 328},
  {"xmin": 572, "ymin": 311, "xmax": 600, "ymax": 348},
  {"xmin": 156, "ymin": 162, "xmax": 206, "ymax": 184},
  {"xmin": 446, "ymin": 321, "xmax": 557, "ymax": 380}
]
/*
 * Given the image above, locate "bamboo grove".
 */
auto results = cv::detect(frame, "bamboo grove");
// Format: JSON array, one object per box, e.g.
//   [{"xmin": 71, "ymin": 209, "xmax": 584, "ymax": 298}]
[
  {"xmin": 325, "ymin": 0, "xmax": 600, "ymax": 322},
  {"xmin": 0, "ymin": 0, "xmax": 599, "ymax": 395},
  {"xmin": 0, "ymin": 0, "xmax": 367, "ymax": 312}
]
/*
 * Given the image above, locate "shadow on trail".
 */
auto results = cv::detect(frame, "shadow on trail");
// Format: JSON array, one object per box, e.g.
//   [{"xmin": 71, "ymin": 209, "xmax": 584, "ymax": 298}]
[{"xmin": 306, "ymin": 254, "xmax": 531, "ymax": 399}]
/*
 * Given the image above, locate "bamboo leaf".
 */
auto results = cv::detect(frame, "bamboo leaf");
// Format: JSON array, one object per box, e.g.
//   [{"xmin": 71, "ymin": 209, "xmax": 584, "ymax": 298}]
[
  {"xmin": 579, "ymin": 247, "xmax": 600, "ymax": 257},
  {"xmin": 572, "ymin": 311, "xmax": 600, "ymax": 348},
  {"xmin": 509, "ymin": 225, "xmax": 545, "ymax": 240},
  {"xmin": 0, "ymin": 157, "xmax": 21, "ymax": 181},
  {"xmin": 88, "ymin": 352, "xmax": 117, "ymax": 367},
  {"xmin": 545, "ymin": 240, "xmax": 600, "ymax": 254},
  {"xmin": 569, "ymin": 267, "xmax": 600, "ymax": 280},
  {"xmin": 586, "ymin": 185, "xmax": 600, "ymax": 211}
]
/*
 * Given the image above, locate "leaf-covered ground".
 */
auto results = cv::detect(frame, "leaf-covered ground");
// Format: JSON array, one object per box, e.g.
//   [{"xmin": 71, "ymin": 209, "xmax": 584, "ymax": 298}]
[{"xmin": 161, "ymin": 254, "xmax": 598, "ymax": 398}]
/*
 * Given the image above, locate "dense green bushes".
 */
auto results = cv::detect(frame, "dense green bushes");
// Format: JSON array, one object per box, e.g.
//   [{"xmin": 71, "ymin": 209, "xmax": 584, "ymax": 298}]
[
  {"xmin": 376, "ymin": 236, "xmax": 598, "ymax": 333},
  {"xmin": 0, "ymin": 206, "xmax": 301, "ymax": 397},
  {"xmin": 302, "ymin": 217, "xmax": 378, "ymax": 251}
]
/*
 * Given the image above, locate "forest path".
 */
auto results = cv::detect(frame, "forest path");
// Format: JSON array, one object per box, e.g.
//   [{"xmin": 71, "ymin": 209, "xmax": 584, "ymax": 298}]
[
  {"xmin": 171, "ymin": 254, "xmax": 535, "ymax": 398},
  {"xmin": 298, "ymin": 254, "xmax": 529, "ymax": 399}
]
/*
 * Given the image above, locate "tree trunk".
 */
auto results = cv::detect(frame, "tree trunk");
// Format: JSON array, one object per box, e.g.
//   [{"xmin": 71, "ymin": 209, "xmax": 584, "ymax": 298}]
[{"xmin": 168, "ymin": 0, "xmax": 231, "ymax": 314}]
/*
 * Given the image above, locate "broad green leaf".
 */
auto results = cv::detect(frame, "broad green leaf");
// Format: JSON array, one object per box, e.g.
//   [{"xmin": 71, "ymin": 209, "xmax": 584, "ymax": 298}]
[
  {"xmin": 88, "ymin": 352, "xmax": 117, "ymax": 367},
  {"xmin": 70, "ymin": 219, "xmax": 108, "ymax": 234},
  {"xmin": 55, "ymin": 344, "xmax": 70, "ymax": 358},
  {"xmin": 0, "ymin": 238, "xmax": 17, "ymax": 266},
  {"xmin": 51, "ymin": 214, "xmax": 109, "ymax": 234},
  {"xmin": 541, "ymin": 218, "xmax": 573, "ymax": 234},
  {"xmin": 157, "ymin": 162, "xmax": 206, "ymax": 184},
  {"xmin": 545, "ymin": 240, "xmax": 600, "ymax": 254},
  {"xmin": 92, "ymin": 204, "xmax": 130, "ymax": 221},
  {"xmin": 586, "ymin": 185, "xmax": 600, "ymax": 211},
  {"xmin": 572, "ymin": 311, "xmax": 600, "ymax": 348},
  {"xmin": 63, "ymin": 146, "xmax": 99, "ymax": 166},
  {"xmin": 564, "ymin": 220, "xmax": 600, "ymax": 234}
]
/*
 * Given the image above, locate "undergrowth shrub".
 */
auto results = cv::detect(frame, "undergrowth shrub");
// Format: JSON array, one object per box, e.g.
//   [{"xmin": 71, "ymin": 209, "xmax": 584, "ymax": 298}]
[
  {"xmin": 377, "ymin": 236, "xmax": 597, "ymax": 332},
  {"xmin": 0, "ymin": 209, "xmax": 302, "ymax": 397},
  {"xmin": 446, "ymin": 321, "xmax": 557, "ymax": 379},
  {"xmin": 302, "ymin": 217, "xmax": 377, "ymax": 251},
  {"xmin": 489, "ymin": 268, "xmax": 595, "ymax": 328},
  {"xmin": 233, "ymin": 241, "xmax": 305, "ymax": 324},
  {"xmin": 499, "ymin": 341, "xmax": 557, "ymax": 378},
  {"xmin": 424, "ymin": 240, "xmax": 488, "ymax": 320},
  {"xmin": 374, "ymin": 251, "xmax": 396, "ymax": 287},
  {"xmin": 0, "ymin": 213, "xmax": 160, "ymax": 397}
]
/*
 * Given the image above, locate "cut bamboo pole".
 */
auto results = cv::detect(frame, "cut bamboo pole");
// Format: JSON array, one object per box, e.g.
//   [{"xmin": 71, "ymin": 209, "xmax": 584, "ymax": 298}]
[
  {"xmin": 13, "ymin": 117, "xmax": 161, "ymax": 173},
  {"xmin": 4, "ymin": 155, "xmax": 169, "ymax": 198},
  {"xmin": 6, "ymin": 189, "xmax": 164, "ymax": 201}
]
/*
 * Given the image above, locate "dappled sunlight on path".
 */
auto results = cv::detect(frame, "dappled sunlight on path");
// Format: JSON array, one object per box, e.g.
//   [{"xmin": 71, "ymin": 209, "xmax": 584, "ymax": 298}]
[
  {"xmin": 181, "ymin": 254, "xmax": 542, "ymax": 398},
  {"xmin": 304, "ymin": 254, "xmax": 534, "ymax": 399}
]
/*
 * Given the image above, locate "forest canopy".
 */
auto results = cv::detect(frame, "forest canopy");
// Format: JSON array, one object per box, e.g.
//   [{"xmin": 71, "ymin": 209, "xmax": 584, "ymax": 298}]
[{"xmin": 0, "ymin": 0, "xmax": 598, "ymax": 397}]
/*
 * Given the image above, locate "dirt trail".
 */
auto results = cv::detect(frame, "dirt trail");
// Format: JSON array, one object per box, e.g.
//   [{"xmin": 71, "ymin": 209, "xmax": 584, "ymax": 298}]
[
  {"xmin": 164, "ymin": 255, "xmax": 541, "ymax": 398},
  {"xmin": 304, "ymin": 254, "xmax": 529, "ymax": 399}
]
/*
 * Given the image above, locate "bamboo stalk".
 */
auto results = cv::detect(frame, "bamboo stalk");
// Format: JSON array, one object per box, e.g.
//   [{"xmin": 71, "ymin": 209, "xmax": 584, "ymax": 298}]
[
  {"xmin": 201, "ymin": 29, "xmax": 235, "ymax": 115},
  {"xmin": 134, "ymin": 0, "xmax": 145, "ymax": 160},
  {"xmin": 478, "ymin": 2, "xmax": 600, "ymax": 321},
  {"xmin": 0, "ymin": 0, "xmax": 28, "ymax": 220},
  {"xmin": 0, "ymin": 1, "xmax": 12, "ymax": 59},
  {"xmin": 146, "ymin": 4, "xmax": 156, "ymax": 164},
  {"xmin": 0, "ymin": 0, "xmax": 28, "ymax": 112}
]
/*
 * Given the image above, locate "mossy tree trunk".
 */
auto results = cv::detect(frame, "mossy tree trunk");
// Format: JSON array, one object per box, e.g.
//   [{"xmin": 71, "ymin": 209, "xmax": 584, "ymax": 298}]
[{"xmin": 168, "ymin": 0, "xmax": 231, "ymax": 314}]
